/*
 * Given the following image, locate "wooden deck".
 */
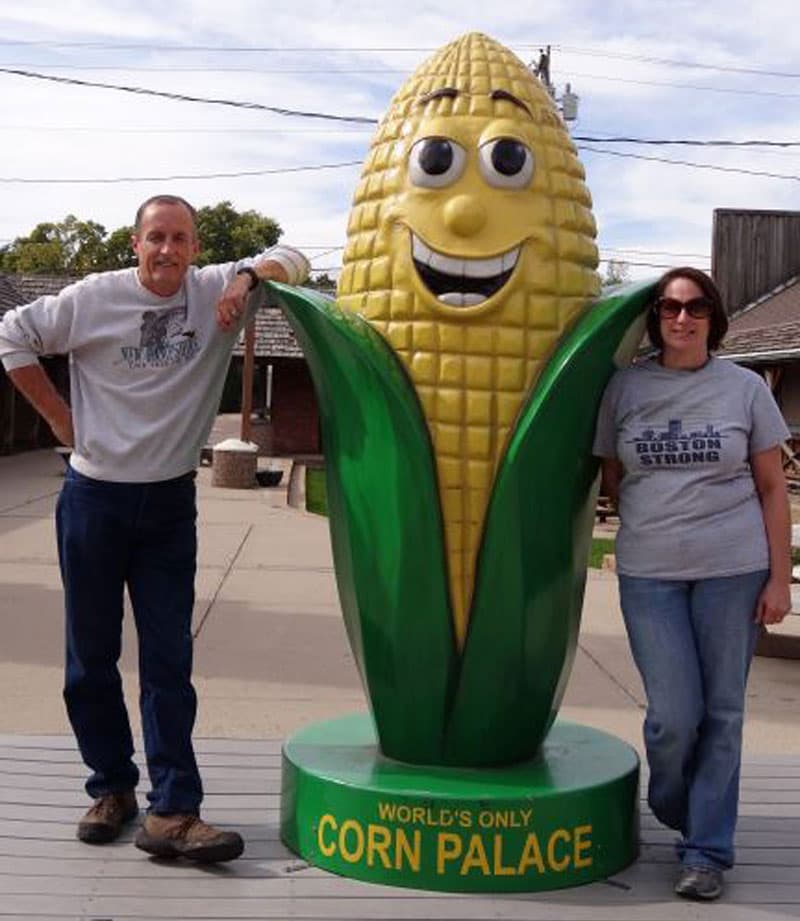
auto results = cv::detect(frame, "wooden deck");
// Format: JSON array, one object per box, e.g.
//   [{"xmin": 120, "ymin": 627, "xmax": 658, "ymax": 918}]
[{"xmin": 1, "ymin": 735, "xmax": 799, "ymax": 920}]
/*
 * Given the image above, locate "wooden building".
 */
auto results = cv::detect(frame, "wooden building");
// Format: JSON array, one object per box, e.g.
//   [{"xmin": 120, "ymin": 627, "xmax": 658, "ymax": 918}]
[
  {"xmin": 712, "ymin": 209, "xmax": 800, "ymax": 316},
  {"xmin": 717, "ymin": 275, "xmax": 800, "ymax": 441},
  {"xmin": 710, "ymin": 209, "xmax": 800, "ymax": 463}
]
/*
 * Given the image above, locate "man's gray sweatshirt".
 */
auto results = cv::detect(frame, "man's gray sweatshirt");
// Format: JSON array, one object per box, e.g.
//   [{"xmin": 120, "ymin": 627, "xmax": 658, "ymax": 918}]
[{"xmin": 0, "ymin": 248, "xmax": 308, "ymax": 482}]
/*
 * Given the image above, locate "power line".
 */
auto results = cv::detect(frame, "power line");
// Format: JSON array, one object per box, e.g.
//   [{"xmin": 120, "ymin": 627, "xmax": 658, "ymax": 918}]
[
  {"xmin": 1, "ymin": 38, "xmax": 797, "ymax": 79},
  {"xmin": 0, "ymin": 125, "xmax": 372, "ymax": 135},
  {"xmin": 579, "ymin": 145, "xmax": 800, "ymax": 182},
  {"xmin": 7, "ymin": 61, "xmax": 800, "ymax": 101},
  {"xmin": 558, "ymin": 46, "xmax": 800, "ymax": 79},
  {"xmin": 598, "ymin": 258, "xmax": 709, "ymax": 269},
  {"xmin": 4, "ymin": 122, "xmax": 800, "ymax": 147},
  {"xmin": 308, "ymin": 247, "xmax": 346, "ymax": 262},
  {"xmin": 0, "ymin": 62, "xmax": 410, "ymax": 74},
  {"xmin": 6, "ymin": 66, "xmax": 800, "ymax": 146},
  {"xmin": 0, "ymin": 40, "xmax": 443, "ymax": 51},
  {"xmin": 0, "ymin": 67, "xmax": 379, "ymax": 124},
  {"xmin": 568, "ymin": 70, "xmax": 800, "ymax": 100},
  {"xmin": 2, "ymin": 147, "xmax": 796, "ymax": 185},
  {"xmin": 0, "ymin": 162, "xmax": 361, "ymax": 185},
  {"xmin": 3, "ymin": 69, "xmax": 799, "ymax": 184},
  {"xmin": 601, "ymin": 247, "xmax": 711, "ymax": 260},
  {"xmin": 575, "ymin": 136, "xmax": 800, "ymax": 148},
  {"xmin": 0, "ymin": 40, "xmax": 557, "ymax": 54},
  {"xmin": 6, "ymin": 65, "xmax": 800, "ymax": 148},
  {"xmin": 299, "ymin": 258, "xmax": 701, "ymax": 272}
]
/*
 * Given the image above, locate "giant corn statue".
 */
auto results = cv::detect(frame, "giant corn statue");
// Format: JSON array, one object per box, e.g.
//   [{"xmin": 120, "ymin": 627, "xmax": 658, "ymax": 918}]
[
  {"xmin": 338, "ymin": 32, "xmax": 600, "ymax": 647},
  {"xmin": 274, "ymin": 33, "xmax": 654, "ymax": 767}
]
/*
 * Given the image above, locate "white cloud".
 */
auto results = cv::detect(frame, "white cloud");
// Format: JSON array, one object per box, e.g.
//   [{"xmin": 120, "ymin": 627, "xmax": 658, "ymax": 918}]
[{"xmin": 1, "ymin": 0, "xmax": 799, "ymax": 294}]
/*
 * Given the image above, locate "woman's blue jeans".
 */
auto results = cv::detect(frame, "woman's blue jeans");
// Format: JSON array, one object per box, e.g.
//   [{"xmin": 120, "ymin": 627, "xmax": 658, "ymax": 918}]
[
  {"xmin": 618, "ymin": 569, "xmax": 767, "ymax": 871},
  {"xmin": 56, "ymin": 467, "xmax": 203, "ymax": 815}
]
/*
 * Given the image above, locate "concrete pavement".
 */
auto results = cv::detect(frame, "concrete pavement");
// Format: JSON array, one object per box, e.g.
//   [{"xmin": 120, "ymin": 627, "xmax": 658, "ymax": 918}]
[{"xmin": 1, "ymin": 447, "xmax": 798, "ymax": 755}]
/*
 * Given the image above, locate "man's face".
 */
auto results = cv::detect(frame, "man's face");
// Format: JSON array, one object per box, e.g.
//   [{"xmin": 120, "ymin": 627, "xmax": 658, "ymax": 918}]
[{"xmin": 132, "ymin": 202, "xmax": 199, "ymax": 297}]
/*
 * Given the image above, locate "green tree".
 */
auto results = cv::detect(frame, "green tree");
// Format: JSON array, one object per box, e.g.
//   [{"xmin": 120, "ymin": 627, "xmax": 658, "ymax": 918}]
[
  {"xmin": 0, "ymin": 202, "xmax": 283, "ymax": 276},
  {"xmin": 195, "ymin": 201, "xmax": 281, "ymax": 267},
  {"xmin": 0, "ymin": 215, "xmax": 109, "ymax": 275},
  {"xmin": 102, "ymin": 226, "xmax": 137, "ymax": 270}
]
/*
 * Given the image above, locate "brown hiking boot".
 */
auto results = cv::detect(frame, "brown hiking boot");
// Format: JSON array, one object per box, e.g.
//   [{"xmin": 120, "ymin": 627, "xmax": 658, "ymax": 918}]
[
  {"xmin": 134, "ymin": 813, "xmax": 244, "ymax": 863},
  {"xmin": 77, "ymin": 791, "xmax": 138, "ymax": 844}
]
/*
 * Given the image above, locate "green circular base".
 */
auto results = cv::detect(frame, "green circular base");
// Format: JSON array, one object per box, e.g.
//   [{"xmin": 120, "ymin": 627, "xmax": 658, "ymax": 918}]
[{"xmin": 280, "ymin": 713, "xmax": 640, "ymax": 892}]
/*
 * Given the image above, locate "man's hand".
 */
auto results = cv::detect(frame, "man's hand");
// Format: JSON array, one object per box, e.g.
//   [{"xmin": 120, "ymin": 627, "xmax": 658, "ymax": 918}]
[
  {"xmin": 49, "ymin": 408, "xmax": 75, "ymax": 447},
  {"xmin": 216, "ymin": 259, "xmax": 292, "ymax": 331},
  {"xmin": 216, "ymin": 273, "xmax": 252, "ymax": 331}
]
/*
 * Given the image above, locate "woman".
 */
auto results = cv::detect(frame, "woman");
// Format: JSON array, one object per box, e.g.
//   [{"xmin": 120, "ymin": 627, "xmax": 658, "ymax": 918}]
[{"xmin": 593, "ymin": 267, "xmax": 791, "ymax": 901}]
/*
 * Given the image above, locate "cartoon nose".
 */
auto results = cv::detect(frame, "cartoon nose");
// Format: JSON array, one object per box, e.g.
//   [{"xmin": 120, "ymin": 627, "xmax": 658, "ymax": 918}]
[{"xmin": 443, "ymin": 195, "xmax": 487, "ymax": 237}]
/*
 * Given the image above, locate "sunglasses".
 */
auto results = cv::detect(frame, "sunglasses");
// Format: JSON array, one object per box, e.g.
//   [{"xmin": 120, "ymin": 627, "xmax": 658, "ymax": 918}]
[{"xmin": 654, "ymin": 296, "xmax": 713, "ymax": 320}]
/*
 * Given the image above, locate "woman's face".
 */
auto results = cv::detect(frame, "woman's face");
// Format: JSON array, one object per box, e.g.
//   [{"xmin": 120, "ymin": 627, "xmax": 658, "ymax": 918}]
[{"xmin": 659, "ymin": 276, "xmax": 711, "ymax": 360}]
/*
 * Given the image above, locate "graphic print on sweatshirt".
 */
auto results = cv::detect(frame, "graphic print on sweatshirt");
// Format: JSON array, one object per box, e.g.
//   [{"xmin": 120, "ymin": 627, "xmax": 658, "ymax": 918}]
[
  {"xmin": 626, "ymin": 418, "xmax": 728, "ymax": 468},
  {"xmin": 120, "ymin": 303, "xmax": 200, "ymax": 369}
]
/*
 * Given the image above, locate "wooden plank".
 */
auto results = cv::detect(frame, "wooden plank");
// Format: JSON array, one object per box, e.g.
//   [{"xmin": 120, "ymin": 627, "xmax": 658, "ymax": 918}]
[
  {"xmin": 0, "ymin": 735, "xmax": 798, "ymax": 919},
  {"xmin": 0, "ymin": 733, "xmax": 283, "ymax": 752},
  {"xmin": 0, "ymin": 749, "xmax": 282, "ymax": 769},
  {"xmin": 643, "ymin": 845, "xmax": 800, "ymax": 866},
  {"xmin": 0, "ymin": 769, "xmax": 281, "ymax": 792},
  {"xmin": 0, "ymin": 894, "xmax": 791, "ymax": 920},
  {"xmin": 0, "ymin": 854, "xmax": 309, "ymax": 877},
  {"xmin": 0, "ymin": 866, "xmax": 798, "ymax": 903},
  {"xmin": 0, "ymin": 788, "xmax": 279, "ymax": 808}
]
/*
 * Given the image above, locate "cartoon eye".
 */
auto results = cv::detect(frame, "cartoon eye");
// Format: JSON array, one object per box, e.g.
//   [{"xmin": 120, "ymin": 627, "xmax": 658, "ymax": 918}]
[
  {"xmin": 409, "ymin": 138, "xmax": 467, "ymax": 188},
  {"xmin": 478, "ymin": 138, "xmax": 534, "ymax": 188}
]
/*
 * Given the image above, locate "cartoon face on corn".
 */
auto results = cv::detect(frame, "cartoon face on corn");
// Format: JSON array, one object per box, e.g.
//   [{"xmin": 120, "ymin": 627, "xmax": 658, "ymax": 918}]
[{"xmin": 275, "ymin": 33, "xmax": 653, "ymax": 767}]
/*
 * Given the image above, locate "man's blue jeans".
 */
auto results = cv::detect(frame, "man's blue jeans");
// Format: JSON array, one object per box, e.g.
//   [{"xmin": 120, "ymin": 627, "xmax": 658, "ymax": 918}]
[
  {"xmin": 618, "ymin": 570, "xmax": 767, "ymax": 871},
  {"xmin": 56, "ymin": 467, "xmax": 203, "ymax": 815}
]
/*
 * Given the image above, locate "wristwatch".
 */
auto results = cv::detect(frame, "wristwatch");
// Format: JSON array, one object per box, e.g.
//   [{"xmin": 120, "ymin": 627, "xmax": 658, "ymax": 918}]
[{"xmin": 236, "ymin": 266, "xmax": 260, "ymax": 291}]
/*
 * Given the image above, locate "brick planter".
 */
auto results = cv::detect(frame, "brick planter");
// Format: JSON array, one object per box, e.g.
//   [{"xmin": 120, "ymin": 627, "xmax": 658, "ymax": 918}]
[{"xmin": 211, "ymin": 439, "xmax": 258, "ymax": 489}]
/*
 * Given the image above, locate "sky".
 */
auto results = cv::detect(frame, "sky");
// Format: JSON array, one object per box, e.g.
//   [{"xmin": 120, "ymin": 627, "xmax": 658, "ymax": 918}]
[{"xmin": 1, "ymin": 0, "xmax": 799, "ymax": 284}]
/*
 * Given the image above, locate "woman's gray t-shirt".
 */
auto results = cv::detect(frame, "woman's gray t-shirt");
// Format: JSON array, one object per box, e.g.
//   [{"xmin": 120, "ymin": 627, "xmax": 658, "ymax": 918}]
[{"xmin": 592, "ymin": 357, "xmax": 789, "ymax": 579}]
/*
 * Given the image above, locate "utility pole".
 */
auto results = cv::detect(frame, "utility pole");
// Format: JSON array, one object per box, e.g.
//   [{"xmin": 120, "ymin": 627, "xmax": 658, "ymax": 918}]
[{"xmin": 529, "ymin": 46, "xmax": 580, "ymax": 124}]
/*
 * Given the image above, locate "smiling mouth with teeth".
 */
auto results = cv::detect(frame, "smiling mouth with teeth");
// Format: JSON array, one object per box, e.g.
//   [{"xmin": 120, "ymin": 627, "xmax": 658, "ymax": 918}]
[{"xmin": 412, "ymin": 235, "xmax": 520, "ymax": 307}]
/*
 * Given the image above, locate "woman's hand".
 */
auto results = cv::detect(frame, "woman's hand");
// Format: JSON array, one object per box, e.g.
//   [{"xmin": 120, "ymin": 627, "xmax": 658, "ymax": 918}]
[{"xmin": 755, "ymin": 576, "xmax": 792, "ymax": 624}]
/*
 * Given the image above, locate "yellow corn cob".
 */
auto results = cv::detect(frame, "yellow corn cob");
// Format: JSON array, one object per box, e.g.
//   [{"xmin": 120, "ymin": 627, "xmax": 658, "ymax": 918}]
[{"xmin": 337, "ymin": 33, "xmax": 600, "ymax": 649}]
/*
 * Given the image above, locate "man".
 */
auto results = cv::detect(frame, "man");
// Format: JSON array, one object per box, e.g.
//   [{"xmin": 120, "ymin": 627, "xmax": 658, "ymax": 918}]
[{"xmin": 0, "ymin": 195, "xmax": 309, "ymax": 863}]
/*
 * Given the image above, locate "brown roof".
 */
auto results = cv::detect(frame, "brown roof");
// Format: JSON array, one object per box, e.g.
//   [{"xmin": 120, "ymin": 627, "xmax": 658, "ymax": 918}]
[
  {"xmin": 717, "ymin": 276, "xmax": 800, "ymax": 361},
  {"xmin": 13, "ymin": 273, "xmax": 78, "ymax": 303},
  {"xmin": 718, "ymin": 318, "xmax": 800, "ymax": 361},
  {"xmin": 727, "ymin": 275, "xmax": 800, "ymax": 332},
  {"xmin": 233, "ymin": 306, "xmax": 304, "ymax": 359},
  {"xmin": 0, "ymin": 273, "xmax": 77, "ymax": 317},
  {"xmin": 0, "ymin": 276, "xmax": 20, "ymax": 315}
]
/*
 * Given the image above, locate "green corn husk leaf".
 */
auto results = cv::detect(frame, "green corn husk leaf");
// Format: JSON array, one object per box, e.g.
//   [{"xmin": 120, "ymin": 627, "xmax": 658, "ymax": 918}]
[
  {"xmin": 269, "ymin": 283, "xmax": 457, "ymax": 762},
  {"xmin": 270, "ymin": 280, "xmax": 656, "ymax": 766},
  {"xmin": 443, "ymin": 280, "xmax": 656, "ymax": 765}
]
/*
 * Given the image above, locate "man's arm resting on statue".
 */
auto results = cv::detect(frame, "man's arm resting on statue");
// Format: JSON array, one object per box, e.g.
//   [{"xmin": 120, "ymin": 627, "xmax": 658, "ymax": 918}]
[{"xmin": 216, "ymin": 246, "xmax": 310, "ymax": 331}]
